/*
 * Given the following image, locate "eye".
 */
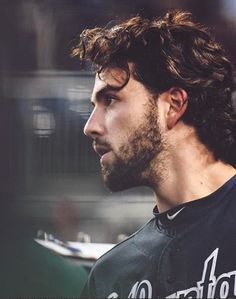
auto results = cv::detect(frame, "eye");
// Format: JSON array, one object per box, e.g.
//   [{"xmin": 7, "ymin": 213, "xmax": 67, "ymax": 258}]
[{"xmin": 103, "ymin": 94, "xmax": 117, "ymax": 106}]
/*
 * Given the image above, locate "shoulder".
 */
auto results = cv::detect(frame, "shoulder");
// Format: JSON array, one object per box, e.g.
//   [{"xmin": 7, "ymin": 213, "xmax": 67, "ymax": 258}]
[
  {"xmin": 81, "ymin": 218, "xmax": 158, "ymax": 298},
  {"xmin": 91, "ymin": 217, "xmax": 157, "ymax": 272}
]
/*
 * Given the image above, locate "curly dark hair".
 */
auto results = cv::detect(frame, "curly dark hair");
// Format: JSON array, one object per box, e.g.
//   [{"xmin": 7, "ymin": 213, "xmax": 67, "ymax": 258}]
[{"xmin": 72, "ymin": 10, "xmax": 236, "ymax": 167}]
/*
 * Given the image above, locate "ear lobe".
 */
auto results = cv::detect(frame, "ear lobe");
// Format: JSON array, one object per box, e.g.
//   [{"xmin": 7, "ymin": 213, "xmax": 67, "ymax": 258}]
[{"xmin": 167, "ymin": 87, "xmax": 188, "ymax": 129}]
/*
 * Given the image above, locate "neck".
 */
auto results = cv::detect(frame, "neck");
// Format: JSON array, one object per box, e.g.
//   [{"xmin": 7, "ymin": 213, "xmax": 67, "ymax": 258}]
[{"xmin": 150, "ymin": 128, "xmax": 236, "ymax": 213}]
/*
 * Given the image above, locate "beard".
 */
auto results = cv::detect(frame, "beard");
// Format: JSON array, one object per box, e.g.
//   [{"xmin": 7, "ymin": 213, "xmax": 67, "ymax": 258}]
[{"xmin": 101, "ymin": 102, "xmax": 165, "ymax": 191}]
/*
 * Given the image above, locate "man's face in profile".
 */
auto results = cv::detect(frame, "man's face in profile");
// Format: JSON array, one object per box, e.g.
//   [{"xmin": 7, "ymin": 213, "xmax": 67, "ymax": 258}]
[{"xmin": 84, "ymin": 67, "xmax": 165, "ymax": 191}]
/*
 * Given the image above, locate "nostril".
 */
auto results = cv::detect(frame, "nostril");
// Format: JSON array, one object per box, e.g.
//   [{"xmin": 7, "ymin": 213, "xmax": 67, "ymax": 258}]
[{"xmin": 84, "ymin": 123, "xmax": 102, "ymax": 139}]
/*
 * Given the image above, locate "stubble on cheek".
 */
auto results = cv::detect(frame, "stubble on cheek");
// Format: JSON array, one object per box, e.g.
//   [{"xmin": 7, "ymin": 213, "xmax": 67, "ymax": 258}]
[{"xmin": 100, "ymin": 101, "xmax": 165, "ymax": 191}]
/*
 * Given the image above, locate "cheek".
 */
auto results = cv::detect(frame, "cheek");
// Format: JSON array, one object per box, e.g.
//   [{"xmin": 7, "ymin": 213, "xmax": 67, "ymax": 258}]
[
  {"xmin": 106, "ymin": 107, "xmax": 129, "ymax": 130},
  {"xmin": 105, "ymin": 103, "xmax": 146, "ymax": 145},
  {"xmin": 106, "ymin": 113, "xmax": 132, "ymax": 147}
]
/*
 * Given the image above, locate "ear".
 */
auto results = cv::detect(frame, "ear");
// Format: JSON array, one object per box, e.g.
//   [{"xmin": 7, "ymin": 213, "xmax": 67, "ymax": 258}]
[{"xmin": 166, "ymin": 87, "xmax": 188, "ymax": 129}]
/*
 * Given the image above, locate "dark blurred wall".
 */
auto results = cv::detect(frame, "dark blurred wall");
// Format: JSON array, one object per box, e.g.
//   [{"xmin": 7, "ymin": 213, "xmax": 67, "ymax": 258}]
[{"xmin": 0, "ymin": 0, "xmax": 235, "ymax": 72}]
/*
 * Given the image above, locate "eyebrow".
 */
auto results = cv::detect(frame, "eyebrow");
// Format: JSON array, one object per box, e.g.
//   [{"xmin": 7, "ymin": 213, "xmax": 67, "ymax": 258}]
[{"xmin": 91, "ymin": 85, "xmax": 119, "ymax": 103}]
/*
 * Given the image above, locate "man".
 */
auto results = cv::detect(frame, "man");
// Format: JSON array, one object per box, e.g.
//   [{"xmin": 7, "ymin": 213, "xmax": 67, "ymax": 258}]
[{"xmin": 73, "ymin": 10, "xmax": 236, "ymax": 298}]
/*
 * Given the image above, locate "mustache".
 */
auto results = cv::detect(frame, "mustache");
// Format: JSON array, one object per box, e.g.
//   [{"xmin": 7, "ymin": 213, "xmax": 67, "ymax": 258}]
[
  {"xmin": 92, "ymin": 139, "xmax": 112, "ymax": 156},
  {"xmin": 92, "ymin": 139, "xmax": 111, "ymax": 148}
]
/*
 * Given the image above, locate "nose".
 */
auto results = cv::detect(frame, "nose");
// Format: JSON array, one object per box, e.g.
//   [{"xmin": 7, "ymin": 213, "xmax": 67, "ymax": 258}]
[{"xmin": 84, "ymin": 108, "xmax": 105, "ymax": 138}]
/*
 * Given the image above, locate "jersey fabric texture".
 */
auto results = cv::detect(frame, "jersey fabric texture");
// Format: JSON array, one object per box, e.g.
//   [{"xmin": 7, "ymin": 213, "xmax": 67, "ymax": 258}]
[{"xmin": 81, "ymin": 175, "xmax": 236, "ymax": 299}]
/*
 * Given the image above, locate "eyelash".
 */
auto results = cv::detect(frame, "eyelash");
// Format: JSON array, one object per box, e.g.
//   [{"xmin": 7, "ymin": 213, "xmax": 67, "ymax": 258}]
[{"xmin": 103, "ymin": 95, "xmax": 117, "ymax": 106}]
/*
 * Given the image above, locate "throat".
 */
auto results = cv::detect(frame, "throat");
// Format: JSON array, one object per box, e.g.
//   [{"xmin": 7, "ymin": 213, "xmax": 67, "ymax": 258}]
[{"xmin": 153, "ymin": 162, "xmax": 236, "ymax": 213}]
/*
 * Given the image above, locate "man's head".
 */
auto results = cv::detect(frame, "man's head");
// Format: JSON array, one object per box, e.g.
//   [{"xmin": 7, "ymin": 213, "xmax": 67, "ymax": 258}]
[
  {"xmin": 73, "ymin": 10, "xmax": 236, "ymax": 190},
  {"xmin": 83, "ymin": 67, "xmax": 167, "ymax": 191}
]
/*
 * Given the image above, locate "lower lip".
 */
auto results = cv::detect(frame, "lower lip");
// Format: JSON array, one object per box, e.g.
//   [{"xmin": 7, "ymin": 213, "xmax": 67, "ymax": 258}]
[{"xmin": 100, "ymin": 151, "xmax": 112, "ymax": 163}]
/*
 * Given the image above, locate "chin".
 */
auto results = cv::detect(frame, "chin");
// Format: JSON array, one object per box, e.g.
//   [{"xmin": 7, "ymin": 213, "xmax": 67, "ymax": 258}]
[{"xmin": 103, "ymin": 173, "xmax": 144, "ymax": 192}]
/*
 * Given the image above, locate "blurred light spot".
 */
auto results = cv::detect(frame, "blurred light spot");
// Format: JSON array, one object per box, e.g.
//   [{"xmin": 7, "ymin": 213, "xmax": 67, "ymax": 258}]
[
  {"xmin": 220, "ymin": 0, "xmax": 236, "ymax": 23},
  {"xmin": 33, "ymin": 105, "xmax": 56, "ymax": 137},
  {"xmin": 67, "ymin": 85, "xmax": 93, "ymax": 119}
]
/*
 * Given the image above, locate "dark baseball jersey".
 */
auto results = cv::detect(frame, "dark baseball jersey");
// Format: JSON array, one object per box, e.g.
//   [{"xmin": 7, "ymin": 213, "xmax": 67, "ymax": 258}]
[{"xmin": 81, "ymin": 175, "xmax": 236, "ymax": 298}]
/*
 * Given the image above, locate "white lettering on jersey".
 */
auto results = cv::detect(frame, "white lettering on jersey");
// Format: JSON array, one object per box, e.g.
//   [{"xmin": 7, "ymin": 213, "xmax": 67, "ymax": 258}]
[
  {"xmin": 107, "ymin": 292, "xmax": 119, "ymax": 298},
  {"xmin": 107, "ymin": 280, "xmax": 152, "ymax": 299},
  {"xmin": 128, "ymin": 280, "xmax": 152, "ymax": 298},
  {"xmin": 167, "ymin": 248, "xmax": 236, "ymax": 299},
  {"xmin": 107, "ymin": 248, "xmax": 236, "ymax": 299}
]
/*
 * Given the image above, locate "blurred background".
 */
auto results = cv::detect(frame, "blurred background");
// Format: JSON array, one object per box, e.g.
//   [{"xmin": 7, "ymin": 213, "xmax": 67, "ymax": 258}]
[{"xmin": 0, "ymin": 0, "xmax": 236, "ymax": 244}]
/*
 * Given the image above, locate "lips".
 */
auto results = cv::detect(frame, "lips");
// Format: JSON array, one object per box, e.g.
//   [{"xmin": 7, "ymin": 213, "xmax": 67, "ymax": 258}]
[{"xmin": 93, "ymin": 143, "xmax": 111, "ymax": 157}]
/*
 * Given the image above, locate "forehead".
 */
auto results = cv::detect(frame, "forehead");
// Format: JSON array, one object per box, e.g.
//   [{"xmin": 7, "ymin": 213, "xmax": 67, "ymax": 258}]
[
  {"xmin": 98, "ymin": 67, "xmax": 129, "ymax": 87},
  {"xmin": 91, "ymin": 66, "xmax": 150, "ymax": 99}
]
